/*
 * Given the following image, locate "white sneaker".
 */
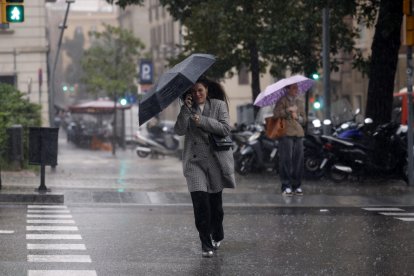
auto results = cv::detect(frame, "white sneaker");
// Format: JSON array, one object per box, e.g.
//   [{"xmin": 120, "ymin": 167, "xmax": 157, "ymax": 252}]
[
  {"xmin": 282, "ymin": 188, "xmax": 293, "ymax": 196},
  {"xmin": 294, "ymin": 188, "xmax": 303, "ymax": 196},
  {"xmin": 212, "ymin": 240, "xmax": 221, "ymax": 250},
  {"xmin": 202, "ymin": 250, "xmax": 214, "ymax": 258}
]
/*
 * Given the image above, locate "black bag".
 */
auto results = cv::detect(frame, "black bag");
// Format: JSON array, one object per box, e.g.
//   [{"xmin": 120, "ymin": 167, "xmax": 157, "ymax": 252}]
[{"xmin": 209, "ymin": 134, "xmax": 233, "ymax": 151}]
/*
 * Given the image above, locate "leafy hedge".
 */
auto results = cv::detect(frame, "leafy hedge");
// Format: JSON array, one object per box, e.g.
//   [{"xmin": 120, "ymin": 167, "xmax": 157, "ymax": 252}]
[{"xmin": 0, "ymin": 83, "xmax": 41, "ymax": 169}]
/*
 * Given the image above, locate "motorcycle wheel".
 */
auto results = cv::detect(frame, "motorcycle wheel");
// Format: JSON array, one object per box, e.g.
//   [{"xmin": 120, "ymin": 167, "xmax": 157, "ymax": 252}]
[
  {"xmin": 304, "ymin": 156, "xmax": 324, "ymax": 179},
  {"xmin": 235, "ymin": 154, "xmax": 254, "ymax": 175},
  {"xmin": 137, "ymin": 150, "xmax": 150, "ymax": 158},
  {"xmin": 328, "ymin": 167, "xmax": 348, "ymax": 183}
]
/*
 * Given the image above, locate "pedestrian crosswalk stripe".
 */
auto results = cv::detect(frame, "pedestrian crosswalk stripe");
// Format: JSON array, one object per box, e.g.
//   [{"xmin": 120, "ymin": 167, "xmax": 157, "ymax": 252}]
[
  {"xmin": 26, "ymin": 234, "xmax": 82, "ymax": 240},
  {"xmin": 27, "ymin": 244, "xmax": 86, "ymax": 250},
  {"xmin": 396, "ymin": 217, "xmax": 414, "ymax": 222},
  {"xmin": 379, "ymin": 212, "xmax": 414, "ymax": 216},
  {"xmin": 362, "ymin": 207, "xmax": 404, "ymax": 211},
  {"xmin": 28, "ymin": 210, "xmax": 71, "ymax": 214},
  {"xmin": 0, "ymin": 230, "xmax": 14, "ymax": 234},
  {"xmin": 28, "ymin": 270, "xmax": 97, "ymax": 276},
  {"xmin": 27, "ymin": 219, "xmax": 75, "ymax": 224},
  {"xmin": 28, "ymin": 205, "xmax": 68, "ymax": 209},
  {"xmin": 26, "ymin": 226, "xmax": 79, "ymax": 231},
  {"xmin": 26, "ymin": 205, "xmax": 96, "ymax": 275},
  {"xmin": 27, "ymin": 214, "xmax": 72, "ymax": 218},
  {"xmin": 28, "ymin": 254, "xmax": 92, "ymax": 263}
]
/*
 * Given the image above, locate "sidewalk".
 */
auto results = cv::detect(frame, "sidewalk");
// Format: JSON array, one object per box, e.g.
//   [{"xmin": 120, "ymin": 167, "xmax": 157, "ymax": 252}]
[
  {"xmin": 1, "ymin": 171, "xmax": 413, "ymax": 207},
  {"xmin": 0, "ymin": 129, "xmax": 413, "ymax": 207}
]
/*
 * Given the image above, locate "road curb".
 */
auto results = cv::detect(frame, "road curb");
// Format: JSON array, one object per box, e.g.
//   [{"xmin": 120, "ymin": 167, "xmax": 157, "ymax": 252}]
[{"xmin": 0, "ymin": 191, "xmax": 64, "ymax": 204}]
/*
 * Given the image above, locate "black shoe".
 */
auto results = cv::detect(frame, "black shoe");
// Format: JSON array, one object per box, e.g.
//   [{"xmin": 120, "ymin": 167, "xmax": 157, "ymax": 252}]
[{"xmin": 202, "ymin": 250, "xmax": 214, "ymax": 258}]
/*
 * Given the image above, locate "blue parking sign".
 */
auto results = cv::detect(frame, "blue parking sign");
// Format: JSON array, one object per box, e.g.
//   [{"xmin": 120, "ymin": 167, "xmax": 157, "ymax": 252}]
[{"xmin": 139, "ymin": 60, "xmax": 153, "ymax": 84}]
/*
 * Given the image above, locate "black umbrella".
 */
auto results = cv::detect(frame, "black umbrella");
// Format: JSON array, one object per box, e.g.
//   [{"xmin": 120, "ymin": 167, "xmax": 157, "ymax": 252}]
[{"xmin": 138, "ymin": 53, "xmax": 216, "ymax": 126}]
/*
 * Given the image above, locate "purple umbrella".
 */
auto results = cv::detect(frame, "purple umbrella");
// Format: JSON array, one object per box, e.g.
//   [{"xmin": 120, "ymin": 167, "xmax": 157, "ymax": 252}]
[{"xmin": 254, "ymin": 75, "xmax": 315, "ymax": 107}]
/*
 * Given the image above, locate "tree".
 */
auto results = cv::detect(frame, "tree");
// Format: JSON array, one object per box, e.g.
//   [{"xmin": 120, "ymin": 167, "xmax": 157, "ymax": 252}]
[
  {"xmin": 107, "ymin": 0, "xmax": 404, "ymax": 125},
  {"xmin": 0, "ymin": 83, "xmax": 41, "ymax": 168},
  {"xmin": 364, "ymin": 0, "xmax": 403, "ymax": 125},
  {"xmin": 81, "ymin": 24, "xmax": 145, "ymax": 155},
  {"xmin": 63, "ymin": 27, "xmax": 85, "ymax": 100},
  {"xmin": 105, "ymin": 0, "xmax": 144, "ymax": 9},
  {"xmin": 160, "ymin": 1, "xmax": 357, "ymax": 101}
]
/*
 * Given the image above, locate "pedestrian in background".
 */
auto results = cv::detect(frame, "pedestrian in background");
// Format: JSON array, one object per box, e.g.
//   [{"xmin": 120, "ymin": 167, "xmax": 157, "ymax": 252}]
[
  {"xmin": 273, "ymin": 83, "xmax": 306, "ymax": 196},
  {"xmin": 174, "ymin": 76, "xmax": 236, "ymax": 258}
]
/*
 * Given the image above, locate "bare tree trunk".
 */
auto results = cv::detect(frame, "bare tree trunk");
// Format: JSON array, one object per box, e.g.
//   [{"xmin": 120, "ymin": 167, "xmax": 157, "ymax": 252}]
[
  {"xmin": 249, "ymin": 40, "xmax": 261, "ymax": 117},
  {"xmin": 365, "ymin": 0, "xmax": 403, "ymax": 125}
]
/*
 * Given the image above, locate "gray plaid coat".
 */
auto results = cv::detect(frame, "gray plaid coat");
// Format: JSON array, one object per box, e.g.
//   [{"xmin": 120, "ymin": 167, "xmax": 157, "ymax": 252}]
[{"xmin": 174, "ymin": 99, "xmax": 236, "ymax": 193}]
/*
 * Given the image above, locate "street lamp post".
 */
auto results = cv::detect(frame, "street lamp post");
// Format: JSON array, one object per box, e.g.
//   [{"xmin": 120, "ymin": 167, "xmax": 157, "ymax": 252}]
[
  {"xmin": 322, "ymin": 7, "xmax": 331, "ymax": 124},
  {"xmin": 49, "ymin": 0, "xmax": 74, "ymax": 126}
]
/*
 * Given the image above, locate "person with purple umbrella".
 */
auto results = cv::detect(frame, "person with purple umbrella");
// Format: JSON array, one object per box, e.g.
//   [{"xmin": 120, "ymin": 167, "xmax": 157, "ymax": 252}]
[{"xmin": 273, "ymin": 83, "xmax": 306, "ymax": 196}]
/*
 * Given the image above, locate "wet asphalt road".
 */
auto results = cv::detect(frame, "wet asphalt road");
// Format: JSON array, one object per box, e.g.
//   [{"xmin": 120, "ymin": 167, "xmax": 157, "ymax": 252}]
[
  {"xmin": 1, "ymin": 204, "xmax": 414, "ymax": 276},
  {"xmin": 1, "ymin": 130, "xmax": 414, "ymax": 275}
]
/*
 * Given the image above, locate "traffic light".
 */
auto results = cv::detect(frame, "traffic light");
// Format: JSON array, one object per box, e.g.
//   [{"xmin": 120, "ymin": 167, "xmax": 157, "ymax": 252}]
[
  {"xmin": 1, "ymin": 0, "xmax": 24, "ymax": 24},
  {"xmin": 119, "ymin": 98, "xmax": 128, "ymax": 106},
  {"xmin": 312, "ymin": 95, "xmax": 322, "ymax": 110},
  {"xmin": 311, "ymin": 72, "xmax": 320, "ymax": 80}
]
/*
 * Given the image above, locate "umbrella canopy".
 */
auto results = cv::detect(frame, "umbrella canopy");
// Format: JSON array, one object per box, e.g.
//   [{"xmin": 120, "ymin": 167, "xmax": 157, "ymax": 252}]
[
  {"xmin": 138, "ymin": 53, "xmax": 216, "ymax": 125},
  {"xmin": 254, "ymin": 75, "xmax": 314, "ymax": 107}
]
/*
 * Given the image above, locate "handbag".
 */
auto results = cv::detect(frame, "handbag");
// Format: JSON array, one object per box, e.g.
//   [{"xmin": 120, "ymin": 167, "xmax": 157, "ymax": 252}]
[
  {"xmin": 265, "ymin": 117, "xmax": 286, "ymax": 139},
  {"xmin": 209, "ymin": 134, "xmax": 233, "ymax": 151}
]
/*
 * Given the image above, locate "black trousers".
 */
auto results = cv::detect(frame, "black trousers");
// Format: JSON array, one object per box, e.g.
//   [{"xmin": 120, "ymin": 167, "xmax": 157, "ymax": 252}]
[{"xmin": 190, "ymin": 191, "xmax": 224, "ymax": 251}]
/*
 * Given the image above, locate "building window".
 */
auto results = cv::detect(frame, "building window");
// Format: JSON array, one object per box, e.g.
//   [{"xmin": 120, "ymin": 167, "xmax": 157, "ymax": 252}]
[{"xmin": 238, "ymin": 65, "xmax": 249, "ymax": 85}]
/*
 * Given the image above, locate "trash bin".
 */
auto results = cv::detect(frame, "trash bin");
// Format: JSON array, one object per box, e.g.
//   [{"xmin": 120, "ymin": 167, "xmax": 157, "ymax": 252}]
[
  {"xmin": 7, "ymin": 125, "xmax": 24, "ymax": 166},
  {"xmin": 28, "ymin": 127, "xmax": 59, "ymax": 166}
]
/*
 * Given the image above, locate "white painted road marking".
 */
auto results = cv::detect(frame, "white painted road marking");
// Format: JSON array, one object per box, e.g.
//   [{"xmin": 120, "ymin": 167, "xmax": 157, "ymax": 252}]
[
  {"xmin": 26, "ymin": 226, "xmax": 79, "ymax": 231},
  {"xmin": 27, "ymin": 214, "xmax": 72, "ymax": 218},
  {"xmin": 26, "ymin": 205, "xmax": 96, "ymax": 276},
  {"xmin": 26, "ymin": 234, "xmax": 82, "ymax": 240},
  {"xmin": 28, "ymin": 254, "xmax": 92, "ymax": 263},
  {"xmin": 28, "ymin": 205, "xmax": 68, "ymax": 209},
  {"xmin": 362, "ymin": 207, "xmax": 405, "ymax": 212},
  {"xmin": 396, "ymin": 217, "xmax": 414, "ymax": 222},
  {"xmin": 0, "ymin": 230, "xmax": 14, "ymax": 234},
  {"xmin": 27, "ymin": 219, "xmax": 75, "ymax": 224},
  {"xmin": 379, "ymin": 212, "xmax": 414, "ymax": 216},
  {"xmin": 28, "ymin": 270, "xmax": 97, "ymax": 276},
  {"xmin": 28, "ymin": 210, "xmax": 71, "ymax": 214},
  {"xmin": 27, "ymin": 244, "xmax": 86, "ymax": 250}
]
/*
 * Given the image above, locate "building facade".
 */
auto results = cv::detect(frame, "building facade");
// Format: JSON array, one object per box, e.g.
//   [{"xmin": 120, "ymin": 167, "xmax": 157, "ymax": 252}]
[{"xmin": 0, "ymin": 0, "xmax": 52, "ymax": 126}]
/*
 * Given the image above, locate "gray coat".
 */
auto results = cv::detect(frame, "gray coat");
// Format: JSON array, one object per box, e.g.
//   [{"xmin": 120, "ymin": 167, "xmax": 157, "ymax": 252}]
[{"xmin": 174, "ymin": 99, "xmax": 236, "ymax": 193}]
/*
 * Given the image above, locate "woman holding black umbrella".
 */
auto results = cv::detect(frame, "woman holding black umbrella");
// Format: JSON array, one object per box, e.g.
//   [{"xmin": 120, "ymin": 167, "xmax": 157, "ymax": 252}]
[{"xmin": 174, "ymin": 76, "xmax": 236, "ymax": 258}]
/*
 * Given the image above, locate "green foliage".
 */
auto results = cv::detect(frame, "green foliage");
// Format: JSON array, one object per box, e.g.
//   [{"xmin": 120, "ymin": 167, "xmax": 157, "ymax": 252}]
[
  {"xmin": 105, "ymin": 0, "xmax": 144, "ymax": 9},
  {"xmin": 160, "ymin": 1, "xmax": 365, "ymax": 81},
  {"xmin": 0, "ymin": 83, "xmax": 41, "ymax": 168},
  {"xmin": 81, "ymin": 24, "xmax": 145, "ymax": 100}
]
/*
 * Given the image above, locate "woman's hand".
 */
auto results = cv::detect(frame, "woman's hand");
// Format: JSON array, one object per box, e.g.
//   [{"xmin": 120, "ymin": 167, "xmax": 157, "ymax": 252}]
[
  {"xmin": 191, "ymin": 114, "xmax": 201, "ymax": 125},
  {"xmin": 185, "ymin": 94, "xmax": 193, "ymax": 108},
  {"xmin": 287, "ymin": 105, "xmax": 298, "ymax": 120}
]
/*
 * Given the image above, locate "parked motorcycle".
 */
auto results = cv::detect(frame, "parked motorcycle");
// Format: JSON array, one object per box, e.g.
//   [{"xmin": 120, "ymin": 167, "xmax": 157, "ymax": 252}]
[
  {"xmin": 231, "ymin": 123, "xmax": 262, "ymax": 157},
  {"xmin": 322, "ymin": 121, "xmax": 408, "ymax": 183},
  {"xmin": 135, "ymin": 120, "xmax": 181, "ymax": 158},
  {"xmin": 234, "ymin": 125, "xmax": 279, "ymax": 175}
]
